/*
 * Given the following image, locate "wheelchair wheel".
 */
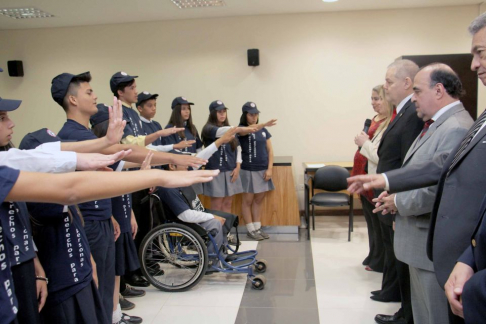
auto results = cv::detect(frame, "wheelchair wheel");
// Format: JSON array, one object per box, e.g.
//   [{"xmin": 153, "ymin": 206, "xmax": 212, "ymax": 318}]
[
  {"xmin": 251, "ymin": 274, "xmax": 266, "ymax": 290},
  {"xmin": 254, "ymin": 259, "xmax": 267, "ymax": 273},
  {"xmin": 139, "ymin": 223, "xmax": 208, "ymax": 292}
]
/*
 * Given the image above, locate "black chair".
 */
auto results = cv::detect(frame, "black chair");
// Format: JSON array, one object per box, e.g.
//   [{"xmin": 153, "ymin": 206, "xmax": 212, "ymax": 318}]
[{"xmin": 306, "ymin": 165, "xmax": 354, "ymax": 241}]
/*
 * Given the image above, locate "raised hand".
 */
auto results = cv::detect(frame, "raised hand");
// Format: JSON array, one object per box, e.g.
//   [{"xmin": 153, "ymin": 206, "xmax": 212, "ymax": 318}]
[
  {"xmin": 174, "ymin": 140, "xmax": 196, "ymax": 149},
  {"xmin": 347, "ymin": 174, "xmax": 386, "ymax": 194},
  {"xmin": 105, "ymin": 97, "xmax": 127, "ymax": 145},
  {"xmin": 264, "ymin": 119, "xmax": 277, "ymax": 128},
  {"xmin": 171, "ymin": 154, "xmax": 207, "ymax": 168},
  {"xmin": 76, "ymin": 150, "xmax": 132, "ymax": 171},
  {"xmin": 159, "ymin": 169, "xmax": 220, "ymax": 188},
  {"xmin": 158, "ymin": 126, "xmax": 185, "ymax": 137}
]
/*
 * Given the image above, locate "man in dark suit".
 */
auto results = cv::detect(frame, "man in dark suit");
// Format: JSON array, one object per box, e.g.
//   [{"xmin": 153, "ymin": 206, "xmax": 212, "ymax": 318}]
[
  {"xmin": 372, "ymin": 59, "xmax": 424, "ymax": 324},
  {"xmin": 347, "ymin": 13, "xmax": 486, "ymax": 324}
]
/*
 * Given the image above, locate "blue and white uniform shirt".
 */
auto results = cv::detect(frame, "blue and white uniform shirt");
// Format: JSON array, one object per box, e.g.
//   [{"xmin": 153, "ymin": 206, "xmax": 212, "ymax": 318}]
[{"xmin": 238, "ymin": 127, "xmax": 272, "ymax": 171}]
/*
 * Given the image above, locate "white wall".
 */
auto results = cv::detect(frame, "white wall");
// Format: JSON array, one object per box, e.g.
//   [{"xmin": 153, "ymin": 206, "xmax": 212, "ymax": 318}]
[{"xmin": 0, "ymin": 5, "xmax": 483, "ymax": 209}]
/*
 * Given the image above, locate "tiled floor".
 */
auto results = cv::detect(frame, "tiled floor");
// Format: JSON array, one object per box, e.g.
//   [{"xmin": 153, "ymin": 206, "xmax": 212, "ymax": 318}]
[{"xmin": 126, "ymin": 216, "xmax": 400, "ymax": 324}]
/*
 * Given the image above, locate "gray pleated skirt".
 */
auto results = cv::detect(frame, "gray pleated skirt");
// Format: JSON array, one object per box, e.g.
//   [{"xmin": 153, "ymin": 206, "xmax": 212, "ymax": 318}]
[
  {"xmin": 202, "ymin": 171, "xmax": 244, "ymax": 197},
  {"xmin": 240, "ymin": 169, "xmax": 275, "ymax": 194}
]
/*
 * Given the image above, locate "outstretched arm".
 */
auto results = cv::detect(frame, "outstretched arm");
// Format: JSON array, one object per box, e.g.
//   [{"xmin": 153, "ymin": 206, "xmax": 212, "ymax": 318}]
[{"xmin": 6, "ymin": 168, "xmax": 219, "ymax": 206}]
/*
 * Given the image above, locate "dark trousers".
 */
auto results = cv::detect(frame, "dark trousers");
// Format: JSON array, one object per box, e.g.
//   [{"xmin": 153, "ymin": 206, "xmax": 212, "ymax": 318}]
[
  {"xmin": 378, "ymin": 222, "xmax": 401, "ymax": 300},
  {"xmin": 361, "ymin": 196, "xmax": 384, "ymax": 272},
  {"xmin": 391, "ymin": 228, "xmax": 413, "ymax": 324},
  {"xmin": 11, "ymin": 259, "xmax": 40, "ymax": 324},
  {"xmin": 84, "ymin": 219, "xmax": 115, "ymax": 324}
]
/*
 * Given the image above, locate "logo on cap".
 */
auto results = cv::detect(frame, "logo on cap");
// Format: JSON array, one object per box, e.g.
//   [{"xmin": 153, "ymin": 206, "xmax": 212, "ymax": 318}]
[
  {"xmin": 250, "ymin": 103, "xmax": 256, "ymax": 108},
  {"xmin": 121, "ymin": 72, "xmax": 127, "ymax": 76},
  {"xmin": 182, "ymin": 97, "xmax": 187, "ymax": 100},
  {"xmin": 143, "ymin": 91, "xmax": 149, "ymax": 95},
  {"xmin": 217, "ymin": 100, "xmax": 223, "ymax": 105},
  {"xmin": 47, "ymin": 129, "xmax": 57, "ymax": 137},
  {"xmin": 104, "ymin": 104, "xmax": 109, "ymax": 107}
]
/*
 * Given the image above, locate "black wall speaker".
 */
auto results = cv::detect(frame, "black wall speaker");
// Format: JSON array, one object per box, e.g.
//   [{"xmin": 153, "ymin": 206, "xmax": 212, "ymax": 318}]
[
  {"xmin": 247, "ymin": 49, "xmax": 259, "ymax": 66},
  {"xmin": 8, "ymin": 61, "xmax": 24, "ymax": 77}
]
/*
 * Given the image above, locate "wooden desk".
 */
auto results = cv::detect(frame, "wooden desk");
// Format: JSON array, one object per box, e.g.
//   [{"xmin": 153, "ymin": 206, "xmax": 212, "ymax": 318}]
[{"xmin": 199, "ymin": 156, "xmax": 300, "ymax": 226}]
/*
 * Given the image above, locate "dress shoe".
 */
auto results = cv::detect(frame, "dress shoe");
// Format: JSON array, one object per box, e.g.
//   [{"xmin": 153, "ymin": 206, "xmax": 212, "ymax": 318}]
[
  {"xmin": 371, "ymin": 290, "xmax": 381, "ymax": 296},
  {"xmin": 119, "ymin": 295, "xmax": 135, "ymax": 311},
  {"xmin": 370, "ymin": 295, "xmax": 401, "ymax": 303},
  {"xmin": 121, "ymin": 284, "xmax": 146, "ymax": 298},
  {"xmin": 375, "ymin": 313, "xmax": 407, "ymax": 324},
  {"xmin": 125, "ymin": 274, "xmax": 150, "ymax": 288},
  {"xmin": 119, "ymin": 313, "xmax": 143, "ymax": 324}
]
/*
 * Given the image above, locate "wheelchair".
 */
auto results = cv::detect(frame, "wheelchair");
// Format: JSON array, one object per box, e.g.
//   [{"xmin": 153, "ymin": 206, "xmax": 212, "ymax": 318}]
[{"xmin": 138, "ymin": 194, "xmax": 268, "ymax": 292}]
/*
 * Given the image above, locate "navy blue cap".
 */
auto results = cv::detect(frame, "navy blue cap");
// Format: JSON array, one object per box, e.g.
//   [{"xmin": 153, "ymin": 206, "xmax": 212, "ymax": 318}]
[
  {"xmin": 110, "ymin": 71, "xmax": 138, "ymax": 94},
  {"xmin": 171, "ymin": 96, "xmax": 194, "ymax": 109},
  {"xmin": 137, "ymin": 91, "xmax": 159, "ymax": 107},
  {"xmin": 90, "ymin": 104, "xmax": 111, "ymax": 127},
  {"xmin": 0, "ymin": 97, "xmax": 22, "ymax": 111},
  {"xmin": 242, "ymin": 101, "xmax": 260, "ymax": 114},
  {"xmin": 209, "ymin": 100, "xmax": 228, "ymax": 112},
  {"xmin": 19, "ymin": 128, "xmax": 61, "ymax": 150},
  {"xmin": 51, "ymin": 71, "xmax": 91, "ymax": 107}
]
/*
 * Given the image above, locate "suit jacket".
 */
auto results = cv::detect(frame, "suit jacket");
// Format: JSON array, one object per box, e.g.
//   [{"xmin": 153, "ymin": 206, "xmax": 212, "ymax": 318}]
[
  {"xmin": 394, "ymin": 103, "xmax": 473, "ymax": 271},
  {"xmin": 376, "ymin": 98, "xmax": 424, "ymax": 226},
  {"xmin": 458, "ymin": 194, "xmax": 486, "ymax": 323},
  {"xmin": 386, "ymin": 107, "xmax": 486, "ymax": 286}
]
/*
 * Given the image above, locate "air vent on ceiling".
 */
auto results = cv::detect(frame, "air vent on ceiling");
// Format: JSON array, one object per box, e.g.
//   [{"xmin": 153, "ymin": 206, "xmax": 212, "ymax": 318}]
[
  {"xmin": 0, "ymin": 7, "xmax": 54, "ymax": 19},
  {"xmin": 171, "ymin": 0, "xmax": 225, "ymax": 9}
]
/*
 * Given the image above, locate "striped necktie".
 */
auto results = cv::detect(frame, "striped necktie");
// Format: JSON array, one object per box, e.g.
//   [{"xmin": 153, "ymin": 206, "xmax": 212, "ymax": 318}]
[{"xmin": 447, "ymin": 109, "xmax": 486, "ymax": 176}]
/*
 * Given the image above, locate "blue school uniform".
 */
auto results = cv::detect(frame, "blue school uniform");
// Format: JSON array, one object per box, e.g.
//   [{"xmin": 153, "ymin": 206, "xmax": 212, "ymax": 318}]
[
  {"xmin": 202, "ymin": 124, "xmax": 239, "ymax": 172},
  {"xmin": 27, "ymin": 203, "xmax": 92, "ymax": 307},
  {"xmin": 111, "ymin": 194, "xmax": 132, "ymax": 234},
  {"xmin": 58, "ymin": 119, "xmax": 117, "ymax": 323},
  {"xmin": 0, "ymin": 166, "xmax": 20, "ymax": 324},
  {"xmin": 164, "ymin": 123, "xmax": 203, "ymax": 154},
  {"xmin": 140, "ymin": 118, "xmax": 165, "ymax": 146},
  {"xmin": 238, "ymin": 127, "xmax": 272, "ymax": 171},
  {"xmin": 157, "ymin": 187, "xmax": 205, "ymax": 220},
  {"xmin": 122, "ymin": 105, "xmax": 144, "ymax": 138}
]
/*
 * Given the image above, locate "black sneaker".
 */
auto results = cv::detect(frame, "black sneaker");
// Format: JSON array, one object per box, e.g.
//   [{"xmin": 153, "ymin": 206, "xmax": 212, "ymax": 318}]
[
  {"xmin": 120, "ymin": 313, "xmax": 143, "ymax": 324},
  {"xmin": 119, "ymin": 295, "xmax": 135, "ymax": 311},
  {"xmin": 121, "ymin": 284, "xmax": 146, "ymax": 298},
  {"xmin": 125, "ymin": 274, "xmax": 150, "ymax": 288}
]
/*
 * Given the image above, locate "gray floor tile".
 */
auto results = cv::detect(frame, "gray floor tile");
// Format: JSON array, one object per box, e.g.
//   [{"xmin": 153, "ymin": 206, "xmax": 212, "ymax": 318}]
[
  {"xmin": 235, "ymin": 307, "xmax": 320, "ymax": 324},
  {"xmin": 240, "ymin": 279, "xmax": 318, "ymax": 309},
  {"xmin": 256, "ymin": 241, "xmax": 313, "ymax": 258},
  {"xmin": 255, "ymin": 256, "xmax": 314, "ymax": 280}
]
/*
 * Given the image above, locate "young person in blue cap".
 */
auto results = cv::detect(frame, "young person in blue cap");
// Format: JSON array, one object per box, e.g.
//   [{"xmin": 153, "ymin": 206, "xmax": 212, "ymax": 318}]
[
  {"xmin": 110, "ymin": 72, "xmax": 182, "ymax": 148},
  {"xmin": 238, "ymin": 102, "xmax": 277, "ymax": 240},
  {"xmin": 164, "ymin": 96, "xmax": 203, "ymax": 154},
  {"xmin": 137, "ymin": 92, "xmax": 194, "ymax": 152},
  {"xmin": 91, "ymin": 104, "xmax": 146, "ymax": 322},
  {"xmin": 201, "ymin": 100, "xmax": 247, "ymax": 214}
]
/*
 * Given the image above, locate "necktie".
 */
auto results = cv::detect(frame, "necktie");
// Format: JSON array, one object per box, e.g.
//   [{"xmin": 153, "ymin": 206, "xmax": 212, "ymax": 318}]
[
  {"xmin": 447, "ymin": 109, "xmax": 486, "ymax": 176},
  {"xmin": 390, "ymin": 107, "xmax": 397, "ymax": 122},
  {"xmin": 420, "ymin": 119, "xmax": 434, "ymax": 139}
]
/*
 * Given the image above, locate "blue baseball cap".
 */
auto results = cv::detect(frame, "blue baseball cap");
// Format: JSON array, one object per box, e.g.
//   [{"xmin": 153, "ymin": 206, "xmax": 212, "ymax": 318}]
[
  {"xmin": 209, "ymin": 100, "xmax": 228, "ymax": 112},
  {"xmin": 171, "ymin": 96, "xmax": 194, "ymax": 109},
  {"xmin": 137, "ymin": 91, "xmax": 159, "ymax": 107},
  {"xmin": 0, "ymin": 97, "xmax": 22, "ymax": 111},
  {"xmin": 242, "ymin": 102, "xmax": 260, "ymax": 114},
  {"xmin": 90, "ymin": 104, "xmax": 111, "ymax": 127},
  {"xmin": 51, "ymin": 71, "xmax": 91, "ymax": 107},
  {"xmin": 110, "ymin": 71, "xmax": 138, "ymax": 94},
  {"xmin": 19, "ymin": 128, "xmax": 62, "ymax": 150}
]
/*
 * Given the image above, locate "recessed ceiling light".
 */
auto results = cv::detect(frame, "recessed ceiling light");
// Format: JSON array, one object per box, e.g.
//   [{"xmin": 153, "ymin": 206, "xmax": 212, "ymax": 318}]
[
  {"xmin": 322, "ymin": 0, "xmax": 339, "ymax": 2},
  {"xmin": 0, "ymin": 7, "xmax": 54, "ymax": 19},
  {"xmin": 170, "ymin": 0, "xmax": 225, "ymax": 9}
]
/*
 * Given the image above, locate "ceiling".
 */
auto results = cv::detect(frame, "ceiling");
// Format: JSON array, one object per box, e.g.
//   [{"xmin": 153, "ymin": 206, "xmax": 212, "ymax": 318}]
[{"xmin": 0, "ymin": 0, "xmax": 481, "ymax": 30}]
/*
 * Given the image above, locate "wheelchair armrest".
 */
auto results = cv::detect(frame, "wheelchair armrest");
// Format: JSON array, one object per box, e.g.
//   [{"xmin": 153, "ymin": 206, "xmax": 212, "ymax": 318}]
[{"xmin": 205, "ymin": 209, "xmax": 239, "ymax": 227}]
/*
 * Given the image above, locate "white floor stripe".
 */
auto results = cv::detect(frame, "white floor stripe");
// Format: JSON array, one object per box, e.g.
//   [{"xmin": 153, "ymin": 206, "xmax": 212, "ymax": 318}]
[
  {"xmin": 311, "ymin": 216, "xmax": 399, "ymax": 323},
  {"xmin": 125, "ymin": 241, "xmax": 258, "ymax": 324}
]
